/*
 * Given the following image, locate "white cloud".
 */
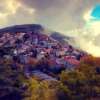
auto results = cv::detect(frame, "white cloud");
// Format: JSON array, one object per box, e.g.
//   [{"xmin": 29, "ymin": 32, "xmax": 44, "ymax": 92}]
[
  {"xmin": 0, "ymin": 0, "xmax": 36, "ymax": 28},
  {"xmin": 67, "ymin": 7, "xmax": 100, "ymax": 57}
]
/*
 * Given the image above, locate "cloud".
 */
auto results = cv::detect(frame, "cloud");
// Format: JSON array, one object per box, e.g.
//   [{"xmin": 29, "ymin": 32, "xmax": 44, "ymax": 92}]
[
  {"xmin": 0, "ymin": 0, "xmax": 99, "ymax": 30},
  {"xmin": 20, "ymin": 0, "xmax": 100, "ymax": 31},
  {"xmin": 0, "ymin": 0, "xmax": 36, "ymax": 28},
  {"xmin": 68, "ymin": 20, "xmax": 100, "ymax": 56},
  {"xmin": 77, "ymin": 5, "xmax": 100, "ymax": 57}
]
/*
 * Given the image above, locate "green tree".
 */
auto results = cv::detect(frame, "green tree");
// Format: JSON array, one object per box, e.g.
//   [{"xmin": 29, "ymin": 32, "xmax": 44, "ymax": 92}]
[{"xmin": 23, "ymin": 79, "xmax": 58, "ymax": 100}]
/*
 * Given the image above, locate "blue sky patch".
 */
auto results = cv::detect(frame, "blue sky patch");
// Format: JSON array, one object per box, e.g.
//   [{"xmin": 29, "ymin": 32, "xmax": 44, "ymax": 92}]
[{"xmin": 91, "ymin": 4, "xmax": 100, "ymax": 20}]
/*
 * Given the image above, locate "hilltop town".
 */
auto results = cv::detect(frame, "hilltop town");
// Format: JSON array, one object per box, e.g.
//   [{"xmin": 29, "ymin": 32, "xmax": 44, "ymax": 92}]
[
  {"xmin": 0, "ymin": 24, "xmax": 86, "ymax": 79},
  {"xmin": 0, "ymin": 24, "xmax": 99, "ymax": 100}
]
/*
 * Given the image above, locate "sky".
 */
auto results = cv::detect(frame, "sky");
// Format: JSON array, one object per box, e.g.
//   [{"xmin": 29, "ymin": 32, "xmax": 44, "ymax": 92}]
[{"xmin": 0, "ymin": 0, "xmax": 100, "ymax": 56}]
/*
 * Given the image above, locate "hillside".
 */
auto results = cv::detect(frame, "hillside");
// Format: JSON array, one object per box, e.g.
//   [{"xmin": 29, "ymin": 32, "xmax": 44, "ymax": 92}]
[
  {"xmin": 0, "ymin": 24, "xmax": 85, "ymax": 69},
  {"xmin": 0, "ymin": 24, "xmax": 99, "ymax": 100}
]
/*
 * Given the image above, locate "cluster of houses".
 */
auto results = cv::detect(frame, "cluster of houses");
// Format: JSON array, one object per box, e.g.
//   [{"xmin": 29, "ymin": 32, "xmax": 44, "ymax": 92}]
[{"xmin": 0, "ymin": 31, "xmax": 85, "ymax": 80}]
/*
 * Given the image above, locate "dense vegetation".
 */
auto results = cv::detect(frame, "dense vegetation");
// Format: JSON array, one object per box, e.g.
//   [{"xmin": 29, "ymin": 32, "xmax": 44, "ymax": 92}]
[{"xmin": 0, "ymin": 55, "xmax": 100, "ymax": 100}]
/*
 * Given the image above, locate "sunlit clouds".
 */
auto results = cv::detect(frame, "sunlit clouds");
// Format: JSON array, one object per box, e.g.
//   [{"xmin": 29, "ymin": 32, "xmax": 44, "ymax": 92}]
[
  {"xmin": 6, "ymin": 0, "xmax": 21, "ymax": 14},
  {"xmin": 73, "ymin": 6, "xmax": 100, "ymax": 57},
  {"xmin": 83, "ymin": 9, "xmax": 94, "ymax": 22},
  {"xmin": 87, "ymin": 21, "xmax": 100, "ymax": 35},
  {"xmin": 0, "ymin": 0, "xmax": 36, "ymax": 27}
]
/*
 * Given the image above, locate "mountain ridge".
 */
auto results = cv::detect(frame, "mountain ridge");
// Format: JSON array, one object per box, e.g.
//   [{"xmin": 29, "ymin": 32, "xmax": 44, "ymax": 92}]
[{"xmin": 0, "ymin": 24, "xmax": 44, "ymax": 33}]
